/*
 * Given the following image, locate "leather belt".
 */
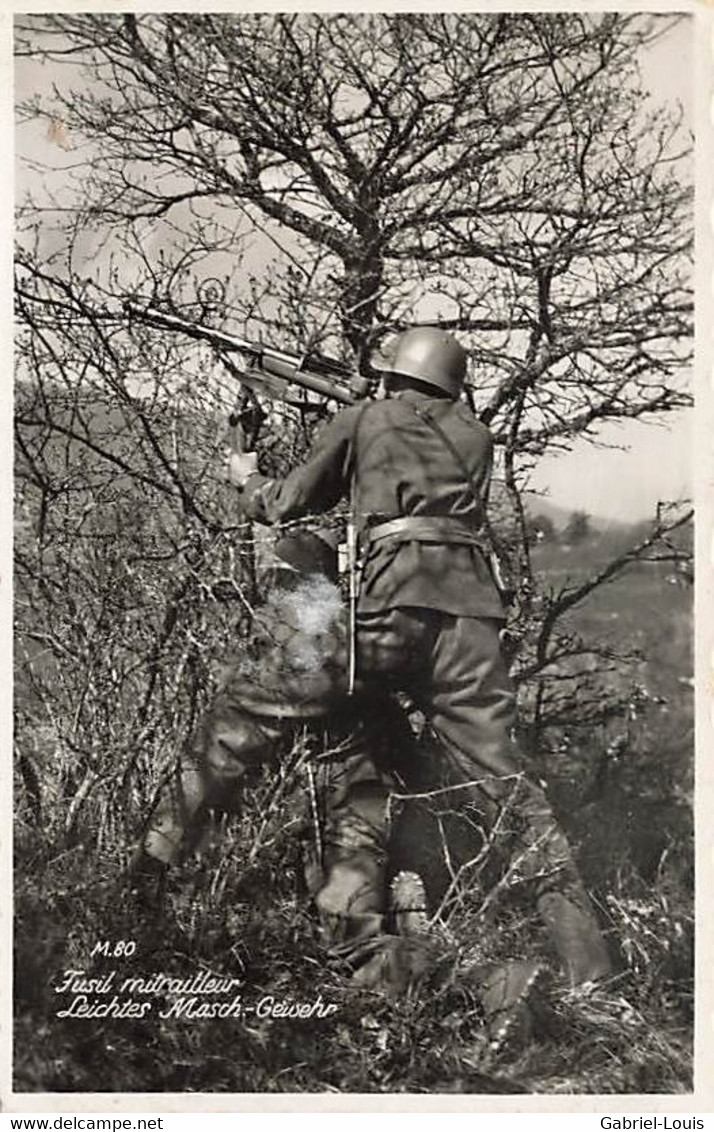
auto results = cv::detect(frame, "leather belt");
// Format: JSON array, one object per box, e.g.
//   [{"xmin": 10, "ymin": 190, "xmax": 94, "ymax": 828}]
[{"xmin": 366, "ymin": 516, "xmax": 483, "ymax": 547}]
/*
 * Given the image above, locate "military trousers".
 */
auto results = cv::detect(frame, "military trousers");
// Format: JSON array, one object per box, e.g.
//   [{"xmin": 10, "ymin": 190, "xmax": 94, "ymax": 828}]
[{"xmin": 353, "ymin": 607, "xmax": 612, "ymax": 986}]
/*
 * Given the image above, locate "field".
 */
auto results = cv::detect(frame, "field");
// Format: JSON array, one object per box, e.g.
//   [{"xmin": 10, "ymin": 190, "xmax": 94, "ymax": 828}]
[
  {"xmin": 13, "ymin": 521, "xmax": 694, "ymax": 1096},
  {"xmin": 531, "ymin": 533, "xmax": 693, "ymax": 881}
]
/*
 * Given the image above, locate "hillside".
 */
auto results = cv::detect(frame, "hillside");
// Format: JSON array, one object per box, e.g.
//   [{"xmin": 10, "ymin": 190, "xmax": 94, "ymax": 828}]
[{"xmin": 523, "ymin": 491, "xmax": 633, "ymax": 533}]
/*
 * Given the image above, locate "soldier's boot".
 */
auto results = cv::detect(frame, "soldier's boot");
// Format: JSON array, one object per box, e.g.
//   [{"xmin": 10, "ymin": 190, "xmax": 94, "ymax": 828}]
[
  {"xmin": 537, "ymin": 890, "xmax": 612, "ymax": 988},
  {"xmin": 315, "ymin": 850, "xmax": 386, "ymax": 954},
  {"xmin": 346, "ymin": 870, "xmax": 454, "ymax": 995},
  {"xmin": 390, "ymin": 869, "xmax": 431, "ymax": 938},
  {"xmin": 315, "ymin": 855, "xmax": 440, "ymax": 995},
  {"xmin": 308, "ymin": 779, "xmax": 432, "ymax": 992},
  {"xmin": 310, "ymin": 847, "xmax": 438, "ymax": 995},
  {"xmin": 471, "ymin": 959, "xmax": 546, "ymax": 1055},
  {"xmin": 389, "ymin": 868, "xmax": 549, "ymax": 1040},
  {"xmin": 510, "ymin": 782, "xmax": 613, "ymax": 988},
  {"xmin": 347, "ymin": 868, "xmax": 444, "ymax": 996}
]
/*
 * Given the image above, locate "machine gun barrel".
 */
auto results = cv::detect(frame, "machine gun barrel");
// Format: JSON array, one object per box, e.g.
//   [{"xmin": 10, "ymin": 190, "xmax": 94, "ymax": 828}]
[{"xmin": 124, "ymin": 301, "xmax": 362, "ymax": 405}]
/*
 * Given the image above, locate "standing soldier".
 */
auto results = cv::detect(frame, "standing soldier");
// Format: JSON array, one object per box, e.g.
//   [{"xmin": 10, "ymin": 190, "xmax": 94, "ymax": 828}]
[{"xmin": 227, "ymin": 327, "xmax": 612, "ymax": 991}]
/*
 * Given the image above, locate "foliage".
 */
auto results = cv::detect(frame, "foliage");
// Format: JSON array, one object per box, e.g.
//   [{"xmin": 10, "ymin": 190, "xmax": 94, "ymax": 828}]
[{"xmin": 563, "ymin": 510, "xmax": 591, "ymax": 545}]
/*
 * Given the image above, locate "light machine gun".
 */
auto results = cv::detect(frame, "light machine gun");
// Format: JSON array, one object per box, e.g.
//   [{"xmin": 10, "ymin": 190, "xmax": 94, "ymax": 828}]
[{"xmin": 123, "ymin": 301, "xmax": 370, "ymax": 445}]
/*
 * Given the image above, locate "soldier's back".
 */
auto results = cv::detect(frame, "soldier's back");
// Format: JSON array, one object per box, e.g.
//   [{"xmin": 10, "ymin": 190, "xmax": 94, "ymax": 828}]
[{"xmin": 353, "ymin": 392, "xmax": 502, "ymax": 618}]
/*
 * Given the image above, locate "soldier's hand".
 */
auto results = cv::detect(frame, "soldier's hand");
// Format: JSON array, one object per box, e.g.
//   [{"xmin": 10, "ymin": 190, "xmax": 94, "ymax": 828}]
[{"xmin": 225, "ymin": 451, "xmax": 259, "ymax": 488}]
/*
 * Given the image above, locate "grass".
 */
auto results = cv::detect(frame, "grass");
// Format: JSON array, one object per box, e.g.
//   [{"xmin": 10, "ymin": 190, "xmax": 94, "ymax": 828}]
[{"xmin": 14, "ymin": 830, "xmax": 692, "ymax": 1094}]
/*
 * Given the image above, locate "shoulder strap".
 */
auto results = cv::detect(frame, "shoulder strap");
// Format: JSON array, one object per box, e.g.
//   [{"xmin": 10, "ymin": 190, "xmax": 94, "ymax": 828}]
[{"xmin": 409, "ymin": 402, "xmax": 489, "ymax": 515}]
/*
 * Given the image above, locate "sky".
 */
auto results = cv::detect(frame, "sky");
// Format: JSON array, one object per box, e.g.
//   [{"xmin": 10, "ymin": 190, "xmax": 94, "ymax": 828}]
[
  {"xmin": 526, "ymin": 16, "xmax": 693, "ymax": 521},
  {"xmin": 14, "ymin": 16, "xmax": 694, "ymax": 523}
]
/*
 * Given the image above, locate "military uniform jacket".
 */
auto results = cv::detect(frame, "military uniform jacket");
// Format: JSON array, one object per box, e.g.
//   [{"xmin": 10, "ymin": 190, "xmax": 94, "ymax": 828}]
[{"xmin": 240, "ymin": 389, "xmax": 505, "ymax": 620}]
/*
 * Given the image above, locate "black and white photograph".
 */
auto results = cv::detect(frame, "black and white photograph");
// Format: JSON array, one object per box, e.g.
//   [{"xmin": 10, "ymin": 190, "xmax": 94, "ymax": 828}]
[{"xmin": 10, "ymin": 8, "xmax": 702, "ymax": 1104}]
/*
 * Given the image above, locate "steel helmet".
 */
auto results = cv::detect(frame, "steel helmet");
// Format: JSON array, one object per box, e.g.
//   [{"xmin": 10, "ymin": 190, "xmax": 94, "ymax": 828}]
[{"xmin": 374, "ymin": 327, "xmax": 467, "ymax": 398}]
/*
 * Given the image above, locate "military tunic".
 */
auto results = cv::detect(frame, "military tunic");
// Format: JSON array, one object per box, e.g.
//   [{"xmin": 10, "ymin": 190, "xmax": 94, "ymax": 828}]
[{"xmin": 241, "ymin": 389, "xmax": 504, "ymax": 618}]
